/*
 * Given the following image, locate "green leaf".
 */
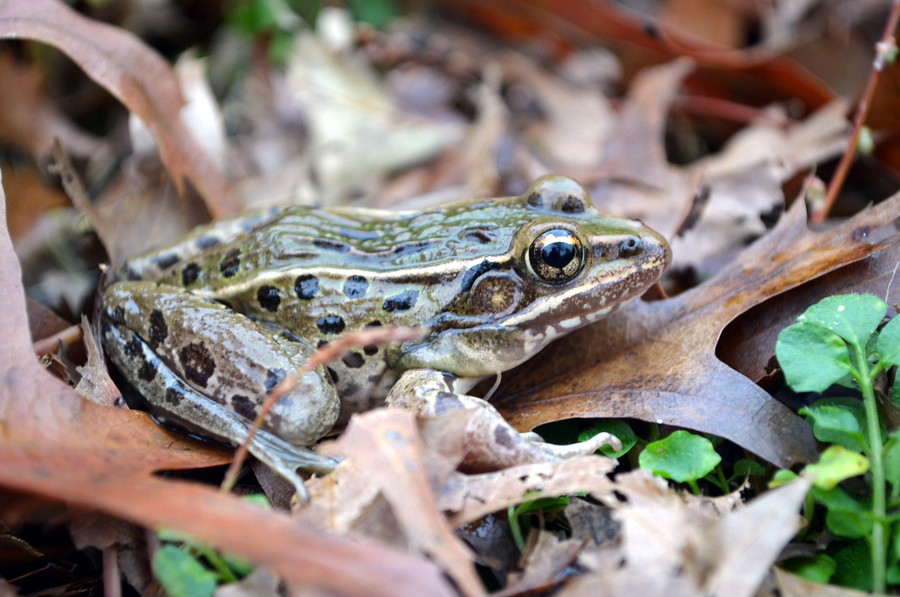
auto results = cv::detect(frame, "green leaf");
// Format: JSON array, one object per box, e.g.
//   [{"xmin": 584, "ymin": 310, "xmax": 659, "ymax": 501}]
[
  {"xmin": 777, "ymin": 322, "xmax": 852, "ymax": 393},
  {"xmin": 799, "ymin": 402, "xmax": 867, "ymax": 453},
  {"xmin": 798, "ymin": 294, "xmax": 886, "ymax": 349},
  {"xmin": 832, "ymin": 541, "xmax": 873, "ymax": 592},
  {"xmin": 579, "ymin": 420, "xmax": 637, "ymax": 458},
  {"xmin": 769, "ymin": 469, "xmax": 799, "ymax": 488},
  {"xmin": 885, "ymin": 433, "xmax": 900, "ymax": 495},
  {"xmin": 639, "ymin": 430, "xmax": 722, "ymax": 483},
  {"xmin": 812, "ymin": 485, "xmax": 872, "ymax": 538},
  {"xmin": 781, "ymin": 554, "xmax": 836, "ymax": 584},
  {"xmin": 153, "ymin": 545, "xmax": 218, "ymax": 597},
  {"xmin": 877, "ymin": 315, "xmax": 900, "ymax": 367},
  {"xmin": 731, "ymin": 459, "xmax": 767, "ymax": 479},
  {"xmin": 347, "ymin": 0, "xmax": 397, "ymax": 27},
  {"xmin": 805, "ymin": 445, "xmax": 869, "ymax": 490}
]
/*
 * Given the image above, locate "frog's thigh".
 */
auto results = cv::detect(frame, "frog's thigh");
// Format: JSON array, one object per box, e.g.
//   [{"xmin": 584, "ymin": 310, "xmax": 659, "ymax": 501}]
[
  {"xmin": 102, "ymin": 323, "xmax": 338, "ymax": 499},
  {"xmin": 386, "ymin": 369, "xmax": 620, "ymax": 470},
  {"xmin": 102, "ymin": 282, "xmax": 340, "ymax": 445}
]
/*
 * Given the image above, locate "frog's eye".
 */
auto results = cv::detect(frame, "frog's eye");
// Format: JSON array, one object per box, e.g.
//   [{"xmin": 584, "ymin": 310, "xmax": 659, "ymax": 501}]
[{"xmin": 526, "ymin": 229, "xmax": 585, "ymax": 284}]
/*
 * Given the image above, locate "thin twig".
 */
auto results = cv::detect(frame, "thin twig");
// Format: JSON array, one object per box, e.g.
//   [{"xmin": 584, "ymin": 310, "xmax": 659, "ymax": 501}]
[
  {"xmin": 219, "ymin": 325, "xmax": 424, "ymax": 493},
  {"xmin": 815, "ymin": 0, "xmax": 900, "ymax": 224}
]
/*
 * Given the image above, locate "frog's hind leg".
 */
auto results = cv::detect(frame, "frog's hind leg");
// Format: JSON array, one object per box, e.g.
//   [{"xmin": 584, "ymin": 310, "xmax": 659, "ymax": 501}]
[
  {"xmin": 386, "ymin": 369, "xmax": 620, "ymax": 471},
  {"xmin": 101, "ymin": 282, "xmax": 341, "ymax": 498},
  {"xmin": 103, "ymin": 324, "xmax": 338, "ymax": 500}
]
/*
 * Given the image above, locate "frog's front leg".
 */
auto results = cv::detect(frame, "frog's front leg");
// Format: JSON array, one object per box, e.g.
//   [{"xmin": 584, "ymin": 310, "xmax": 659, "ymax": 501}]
[
  {"xmin": 386, "ymin": 369, "xmax": 620, "ymax": 471},
  {"xmin": 101, "ymin": 282, "xmax": 341, "ymax": 498}
]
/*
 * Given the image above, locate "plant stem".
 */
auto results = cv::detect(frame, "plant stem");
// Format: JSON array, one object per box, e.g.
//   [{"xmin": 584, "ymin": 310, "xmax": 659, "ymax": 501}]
[
  {"xmin": 854, "ymin": 344, "xmax": 887, "ymax": 593},
  {"xmin": 815, "ymin": 0, "xmax": 900, "ymax": 224}
]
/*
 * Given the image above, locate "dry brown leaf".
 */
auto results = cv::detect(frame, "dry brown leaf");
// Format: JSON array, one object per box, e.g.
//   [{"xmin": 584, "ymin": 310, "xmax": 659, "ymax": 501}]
[
  {"xmin": 444, "ymin": 456, "xmax": 617, "ymax": 528},
  {"xmin": 494, "ymin": 193, "xmax": 900, "ymax": 467},
  {"xmin": 0, "ymin": 51, "xmax": 104, "ymax": 160},
  {"xmin": 285, "ymin": 11, "xmax": 463, "ymax": 203},
  {"xmin": 436, "ymin": 0, "xmax": 835, "ymax": 110},
  {"xmin": 500, "ymin": 51, "xmax": 614, "ymax": 173},
  {"xmin": 658, "ymin": 0, "xmax": 746, "ymax": 48},
  {"xmin": 677, "ymin": 101, "xmax": 850, "ymax": 275},
  {"xmin": 310, "ymin": 409, "xmax": 485, "ymax": 597},
  {"xmin": 74, "ymin": 316, "xmax": 120, "ymax": 407},
  {"xmin": 720, "ymin": 241, "xmax": 900, "ymax": 385},
  {"xmin": 0, "ymin": 0, "xmax": 238, "ymax": 218},
  {"xmin": 775, "ymin": 566, "xmax": 873, "ymax": 597},
  {"xmin": 589, "ymin": 59, "xmax": 697, "ymax": 236},
  {"xmin": 501, "ymin": 530, "xmax": 584, "ymax": 596},
  {"xmin": 0, "ymin": 173, "xmax": 456, "ymax": 597},
  {"xmin": 563, "ymin": 470, "xmax": 811, "ymax": 597}
]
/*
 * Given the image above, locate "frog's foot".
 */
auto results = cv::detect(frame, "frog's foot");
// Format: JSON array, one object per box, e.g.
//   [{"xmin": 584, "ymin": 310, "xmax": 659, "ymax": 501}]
[
  {"xmin": 386, "ymin": 369, "xmax": 620, "ymax": 471},
  {"xmin": 103, "ymin": 323, "xmax": 340, "ymax": 501}
]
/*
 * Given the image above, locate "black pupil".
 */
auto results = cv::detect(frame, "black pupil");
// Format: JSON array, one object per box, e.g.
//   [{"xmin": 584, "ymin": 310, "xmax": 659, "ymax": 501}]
[{"xmin": 541, "ymin": 241, "xmax": 575, "ymax": 269}]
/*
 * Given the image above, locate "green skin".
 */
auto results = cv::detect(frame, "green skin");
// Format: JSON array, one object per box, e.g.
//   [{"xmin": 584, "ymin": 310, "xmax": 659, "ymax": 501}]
[{"xmin": 101, "ymin": 175, "xmax": 672, "ymax": 497}]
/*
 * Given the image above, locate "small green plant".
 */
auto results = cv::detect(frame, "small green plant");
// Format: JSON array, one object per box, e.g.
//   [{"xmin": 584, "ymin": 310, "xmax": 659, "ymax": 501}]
[
  {"xmin": 507, "ymin": 496, "xmax": 570, "ymax": 553},
  {"xmin": 152, "ymin": 494, "xmax": 270, "ymax": 597},
  {"xmin": 579, "ymin": 421, "xmax": 759, "ymax": 494},
  {"xmin": 775, "ymin": 293, "xmax": 900, "ymax": 593},
  {"xmin": 639, "ymin": 430, "xmax": 721, "ymax": 494}
]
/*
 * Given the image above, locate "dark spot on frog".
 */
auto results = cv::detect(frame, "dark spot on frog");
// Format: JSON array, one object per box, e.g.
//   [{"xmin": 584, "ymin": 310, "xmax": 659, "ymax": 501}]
[
  {"xmin": 342, "ymin": 352, "xmax": 365, "ymax": 368},
  {"xmin": 343, "ymin": 275, "xmax": 369, "ymax": 298},
  {"xmin": 257, "ymin": 285, "xmax": 281, "ymax": 312},
  {"xmin": 526, "ymin": 191, "xmax": 543, "ymax": 208},
  {"xmin": 220, "ymin": 249, "xmax": 241, "ymax": 277},
  {"xmin": 179, "ymin": 342, "xmax": 216, "ymax": 388},
  {"xmin": 148, "ymin": 309, "xmax": 168, "ymax": 347},
  {"xmin": 342, "ymin": 383, "xmax": 360, "ymax": 397},
  {"xmin": 165, "ymin": 386, "xmax": 184, "ymax": 405},
  {"xmin": 182, "ymin": 263, "xmax": 201, "ymax": 286},
  {"xmin": 295, "ymin": 274, "xmax": 319, "ymax": 300},
  {"xmin": 560, "ymin": 194, "xmax": 585, "ymax": 213},
  {"xmin": 326, "ymin": 367, "xmax": 339, "ymax": 383},
  {"xmin": 110, "ymin": 305, "xmax": 126, "ymax": 324},
  {"xmin": 393, "ymin": 240, "xmax": 431, "ymax": 257},
  {"xmin": 317, "ymin": 340, "xmax": 329, "ymax": 350},
  {"xmin": 460, "ymin": 259, "xmax": 497, "ymax": 292},
  {"xmin": 366, "ymin": 320, "xmax": 383, "ymax": 327},
  {"xmin": 433, "ymin": 391, "xmax": 465, "ymax": 415},
  {"xmin": 152, "ymin": 253, "xmax": 180, "ymax": 270},
  {"xmin": 195, "ymin": 235, "xmax": 220, "ymax": 249},
  {"xmin": 463, "ymin": 227, "xmax": 496, "ymax": 244},
  {"xmin": 493, "ymin": 424, "xmax": 516, "ymax": 449},
  {"xmin": 316, "ymin": 315, "xmax": 346, "ymax": 334},
  {"xmin": 383, "ymin": 290, "xmax": 418, "ymax": 312},
  {"xmin": 313, "ymin": 238, "xmax": 350, "ymax": 252},
  {"xmin": 265, "ymin": 368, "xmax": 286, "ymax": 392},
  {"xmin": 363, "ymin": 344, "xmax": 379, "ymax": 356},
  {"xmin": 231, "ymin": 394, "xmax": 257, "ymax": 420},
  {"xmin": 138, "ymin": 359, "xmax": 158, "ymax": 382}
]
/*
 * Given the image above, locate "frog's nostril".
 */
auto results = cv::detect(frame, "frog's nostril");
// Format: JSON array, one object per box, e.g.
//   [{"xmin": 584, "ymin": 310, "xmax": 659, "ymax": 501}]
[{"xmin": 619, "ymin": 237, "xmax": 642, "ymax": 257}]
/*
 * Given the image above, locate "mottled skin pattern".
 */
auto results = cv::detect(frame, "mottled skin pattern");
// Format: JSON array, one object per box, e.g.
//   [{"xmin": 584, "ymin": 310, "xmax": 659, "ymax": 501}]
[{"xmin": 101, "ymin": 176, "xmax": 671, "ymax": 498}]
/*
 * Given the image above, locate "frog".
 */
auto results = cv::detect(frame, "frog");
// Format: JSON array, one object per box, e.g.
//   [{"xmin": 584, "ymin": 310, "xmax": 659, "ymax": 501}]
[{"xmin": 100, "ymin": 176, "xmax": 671, "ymax": 499}]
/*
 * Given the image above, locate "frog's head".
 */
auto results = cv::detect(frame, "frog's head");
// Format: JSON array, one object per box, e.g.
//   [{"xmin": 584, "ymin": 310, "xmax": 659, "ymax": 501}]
[{"xmin": 393, "ymin": 175, "xmax": 671, "ymax": 378}]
